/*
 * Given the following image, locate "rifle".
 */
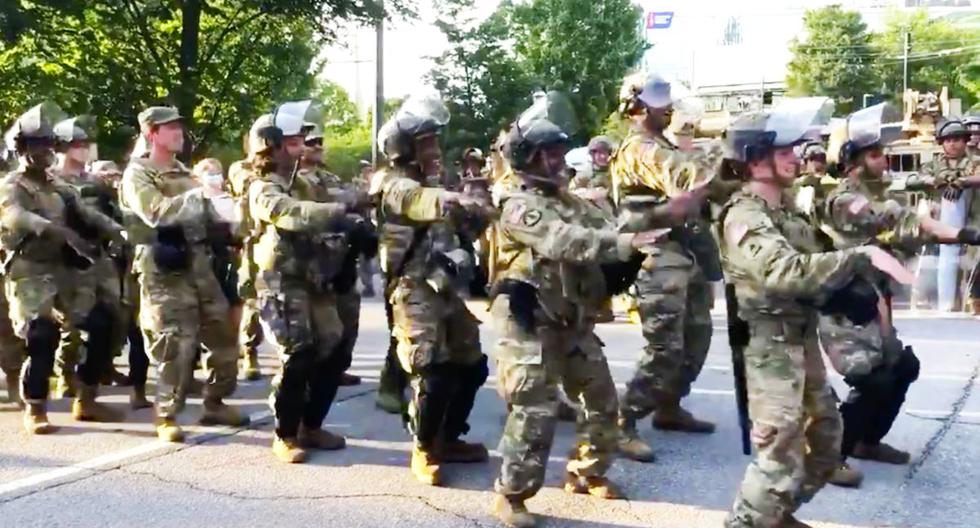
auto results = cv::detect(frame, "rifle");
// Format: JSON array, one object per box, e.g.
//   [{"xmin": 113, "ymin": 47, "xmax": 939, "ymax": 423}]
[{"xmin": 725, "ymin": 283, "xmax": 752, "ymax": 455}]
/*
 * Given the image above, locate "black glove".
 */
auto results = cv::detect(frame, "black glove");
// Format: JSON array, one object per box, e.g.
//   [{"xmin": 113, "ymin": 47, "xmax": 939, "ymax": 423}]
[
  {"xmin": 152, "ymin": 226, "xmax": 190, "ymax": 272},
  {"xmin": 819, "ymin": 275, "xmax": 879, "ymax": 326},
  {"xmin": 600, "ymin": 254, "xmax": 644, "ymax": 297},
  {"xmin": 958, "ymin": 226, "xmax": 980, "ymax": 245}
]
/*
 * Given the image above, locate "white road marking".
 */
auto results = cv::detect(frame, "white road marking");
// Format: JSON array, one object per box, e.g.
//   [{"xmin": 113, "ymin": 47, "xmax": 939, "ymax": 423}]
[{"xmin": 0, "ymin": 409, "xmax": 273, "ymax": 498}]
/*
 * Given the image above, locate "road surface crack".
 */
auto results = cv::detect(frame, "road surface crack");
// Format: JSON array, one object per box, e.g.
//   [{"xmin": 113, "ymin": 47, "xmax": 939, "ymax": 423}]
[{"xmin": 116, "ymin": 467, "xmax": 488, "ymax": 527}]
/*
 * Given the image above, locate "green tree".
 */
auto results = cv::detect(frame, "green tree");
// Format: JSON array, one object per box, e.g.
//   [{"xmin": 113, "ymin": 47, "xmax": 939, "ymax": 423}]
[
  {"xmin": 0, "ymin": 0, "xmax": 401, "ymax": 159},
  {"xmin": 871, "ymin": 9, "xmax": 979, "ymax": 109},
  {"xmin": 428, "ymin": 0, "xmax": 646, "ymax": 159},
  {"xmin": 786, "ymin": 5, "xmax": 877, "ymax": 114}
]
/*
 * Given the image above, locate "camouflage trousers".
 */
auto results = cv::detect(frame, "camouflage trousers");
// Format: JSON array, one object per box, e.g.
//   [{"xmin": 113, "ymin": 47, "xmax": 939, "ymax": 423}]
[
  {"xmin": 5, "ymin": 259, "xmax": 93, "ymax": 403},
  {"xmin": 239, "ymin": 297, "xmax": 263, "ymax": 356},
  {"xmin": 491, "ymin": 296, "xmax": 619, "ymax": 501},
  {"xmin": 621, "ymin": 260, "xmax": 713, "ymax": 419},
  {"xmin": 56, "ymin": 256, "xmax": 125, "ymax": 385},
  {"xmin": 136, "ymin": 247, "xmax": 238, "ymax": 419},
  {"xmin": 727, "ymin": 317, "xmax": 841, "ymax": 528},
  {"xmin": 258, "ymin": 276, "xmax": 344, "ymax": 438},
  {"xmin": 0, "ymin": 276, "xmax": 24, "ymax": 378},
  {"xmin": 335, "ymin": 292, "xmax": 361, "ymax": 373},
  {"xmin": 389, "ymin": 277, "xmax": 483, "ymax": 447}
]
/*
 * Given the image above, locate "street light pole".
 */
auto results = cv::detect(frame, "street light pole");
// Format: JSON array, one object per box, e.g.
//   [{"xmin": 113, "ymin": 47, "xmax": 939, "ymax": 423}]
[
  {"xmin": 371, "ymin": 1, "xmax": 385, "ymax": 166},
  {"xmin": 902, "ymin": 31, "xmax": 911, "ymax": 94}
]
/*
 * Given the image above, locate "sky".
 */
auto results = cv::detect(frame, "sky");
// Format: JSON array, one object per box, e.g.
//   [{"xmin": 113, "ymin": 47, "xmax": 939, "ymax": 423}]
[{"xmin": 319, "ymin": 0, "xmax": 977, "ymax": 114}]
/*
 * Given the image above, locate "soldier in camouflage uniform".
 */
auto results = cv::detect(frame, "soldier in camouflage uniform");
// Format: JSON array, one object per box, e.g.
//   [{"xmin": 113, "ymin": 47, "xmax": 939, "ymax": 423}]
[
  {"xmin": 609, "ymin": 73, "xmax": 725, "ymax": 462},
  {"xmin": 121, "ymin": 106, "xmax": 248, "ymax": 442},
  {"xmin": 913, "ymin": 120, "xmax": 980, "ymax": 313},
  {"xmin": 822, "ymin": 108, "xmax": 979, "ymax": 487},
  {"xmin": 289, "ymin": 108, "xmax": 371, "ymax": 388},
  {"xmin": 243, "ymin": 111, "xmax": 359, "ymax": 463},
  {"xmin": 229, "ymin": 145, "xmax": 265, "ymax": 382},
  {"xmin": 789, "ymin": 141, "xmax": 837, "ymax": 219},
  {"xmin": 489, "ymin": 93, "xmax": 668, "ymax": 528},
  {"xmin": 51, "ymin": 116, "xmax": 133, "ymax": 422},
  {"xmin": 372, "ymin": 94, "xmax": 491, "ymax": 486},
  {"xmin": 1, "ymin": 103, "xmax": 127, "ymax": 433},
  {"xmin": 719, "ymin": 104, "xmax": 913, "ymax": 528}
]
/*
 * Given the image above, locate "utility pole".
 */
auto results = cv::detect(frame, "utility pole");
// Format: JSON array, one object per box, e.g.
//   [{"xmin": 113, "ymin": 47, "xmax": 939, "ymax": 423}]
[
  {"xmin": 902, "ymin": 31, "xmax": 911, "ymax": 94},
  {"xmin": 371, "ymin": 1, "xmax": 385, "ymax": 166}
]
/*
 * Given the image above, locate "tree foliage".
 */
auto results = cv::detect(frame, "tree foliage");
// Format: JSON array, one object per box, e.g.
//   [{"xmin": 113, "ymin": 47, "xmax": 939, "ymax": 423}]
[
  {"xmin": 788, "ymin": 6, "xmax": 979, "ymax": 113},
  {"xmin": 428, "ymin": 0, "xmax": 646, "ymax": 159},
  {"xmin": 0, "ymin": 0, "xmax": 400, "ymax": 159},
  {"xmin": 786, "ymin": 5, "xmax": 877, "ymax": 114},
  {"xmin": 872, "ymin": 9, "xmax": 979, "ymax": 109}
]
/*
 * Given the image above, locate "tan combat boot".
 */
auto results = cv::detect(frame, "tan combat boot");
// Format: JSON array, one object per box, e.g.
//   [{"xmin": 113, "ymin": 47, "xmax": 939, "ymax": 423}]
[
  {"xmin": 617, "ymin": 418, "xmax": 656, "ymax": 462},
  {"xmin": 410, "ymin": 445, "xmax": 442, "ymax": 486},
  {"xmin": 199, "ymin": 398, "xmax": 250, "ymax": 426},
  {"xmin": 130, "ymin": 385, "xmax": 152, "ymax": 410},
  {"xmin": 55, "ymin": 374, "xmax": 78, "ymax": 399},
  {"xmin": 491, "ymin": 494, "xmax": 537, "ymax": 528},
  {"xmin": 828, "ymin": 461, "xmax": 863, "ymax": 488},
  {"xmin": 72, "ymin": 384, "xmax": 125, "ymax": 422},
  {"xmin": 156, "ymin": 417, "xmax": 185, "ymax": 442},
  {"xmin": 242, "ymin": 349, "xmax": 261, "ymax": 381},
  {"xmin": 562, "ymin": 473, "xmax": 625, "ymax": 500},
  {"xmin": 273, "ymin": 436, "xmax": 308, "ymax": 463},
  {"xmin": 23, "ymin": 403, "xmax": 58, "ymax": 434},
  {"xmin": 652, "ymin": 403, "xmax": 716, "ymax": 434},
  {"xmin": 297, "ymin": 425, "xmax": 346, "ymax": 450},
  {"xmin": 971, "ymin": 298, "xmax": 980, "ymax": 316},
  {"xmin": 437, "ymin": 439, "xmax": 488, "ymax": 463},
  {"xmin": 852, "ymin": 441, "xmax": 910, "ymax": 465}
]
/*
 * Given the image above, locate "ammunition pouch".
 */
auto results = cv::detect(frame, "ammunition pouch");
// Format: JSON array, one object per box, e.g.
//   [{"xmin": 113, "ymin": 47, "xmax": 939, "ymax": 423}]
[
  {"xmin": 152, "ymin": 226, "xmax": 190, "ymax": 272},
  {"xmin": 492, "ymin": 279, "xmax": 539, "ymax": 334},
  {"xmin": 675, "ymin": 222, "xmax": 722, "ymax": 281}
]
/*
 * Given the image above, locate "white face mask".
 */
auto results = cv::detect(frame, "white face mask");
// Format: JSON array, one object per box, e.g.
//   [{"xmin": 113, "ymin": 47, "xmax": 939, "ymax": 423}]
[{"xmin": 204, "ymin": 173, "xmax": 224, "ymax": 189}]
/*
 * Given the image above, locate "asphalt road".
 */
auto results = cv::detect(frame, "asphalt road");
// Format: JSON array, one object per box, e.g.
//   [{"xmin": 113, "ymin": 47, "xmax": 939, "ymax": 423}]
[{"xmin": 0, "ymin": 298, "xmax": 977, "ymax": 528}]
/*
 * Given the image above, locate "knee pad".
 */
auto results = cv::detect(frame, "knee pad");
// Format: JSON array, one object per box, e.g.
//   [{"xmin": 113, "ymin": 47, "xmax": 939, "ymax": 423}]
[
  {"xmin": 893, "ymin": 346, "xmax": 920, "ymax": 384},
  {"xmin": 460, "ymin": 354, "xmax": 489, "ymax": 388},
  {"xmin": 26, "ymin": 317, "xmax": 60, "ymax": 353}
]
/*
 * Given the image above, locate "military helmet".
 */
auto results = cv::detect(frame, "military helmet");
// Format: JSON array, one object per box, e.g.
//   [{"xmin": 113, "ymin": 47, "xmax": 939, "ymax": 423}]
[
  {"xmin": 936, "ymin": 119, "xmax": 970, "ymax": 142},
  {"xmin": 247, "ymin": 111, "xmax": 307, "ymax": 156},
  {"xmin": 54, "ymin": 115, "xmax": 97, "ymax": 145},
  {"xmin": 801, "ymin": 141, "xmax": 827, "ymax": 160},
  {"xmin": 619, "ymin": 72, "xmax": 672, "ymax": 116},
  {"xmin": 838, "ymin": 103, "xmax": 901, "ymax": 163},
  {"xmin": 587, "ymin": 135, "xmax": 614, "ymax": 152},
  {"xmin": 277, "ymin": 100, "xmax": 324, "ymax": 143},
  {"xmin": 725, "ymin": 97, "xmax": 834, "ymax": 163},
  {"xmin": 4, "ymin": 102, "xmax": 64, "ymax": 150},
  {"xmin": 964, "ymin": 114, "xmax": 980, "ymax": 130},
  {"xmin": 378, "ymin": 93, "xmax": 450, "ymax": 163},
  {"xmin": 504, "ymin": 91, "xmax": 576, "ymax": 171}
]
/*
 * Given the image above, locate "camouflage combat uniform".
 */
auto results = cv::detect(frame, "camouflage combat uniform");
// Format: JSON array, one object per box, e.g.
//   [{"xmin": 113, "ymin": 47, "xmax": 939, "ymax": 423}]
[
  {"xmin": 720, "ymin": 189, "xmax": 867, "ymax": 527},
  {"xmin": 0, "ymin": 166, "xmax": 122, "ymax": 406},
  {"xmin": 821, "ymin": 172, "xmax": 925, "ymax": 460},
  {"xmin": 610, "ymin": 131, "xmax": 721, "ymax": 425},
  {"xmin": 374, "ymin": 166, "xmax": 487, "ymax": 458},
  {"xmin": 120, "ymin": 156, "xmax": 239, "ymax": 424},
  {"xmin": 492, "ymin": 180, "xmax": 632, "ymax": 501},
  {"xmin": 229, "ymin": 159, "xmax": 264, "ymax": 372},
  {"xmin": 248, "ymin": 166, "xmax": 349, "ymax": 442}
]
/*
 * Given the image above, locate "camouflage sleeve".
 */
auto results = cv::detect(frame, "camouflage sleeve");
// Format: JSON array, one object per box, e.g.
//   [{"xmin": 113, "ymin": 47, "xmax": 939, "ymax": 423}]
[
  {"xmin": 248, "ymin": 180, "xmax": 346, "ymax": 232},
  {"xmin": 380, "ymin": 175, "xmax": 448, "ymax": 222},
  {"xmin": 827, "ymin": 189, "xmax": 923, "ymax": 246},
  {"xmin": 58, "ymin": 184, "xmax": 124, "ymax": 238},
  {"xmin": 614, "ymin": 137, "xmax": 721, "ymax": 196},
  {"xmin": 723, "ymin": 198, "xmax": 865, "ymax": 298},
  {"xmin": 121, "ymin": 165, "xmax": 203, "ymax": 228},
  {"xmin": 0, "ymin": 181, "xmax": 51, "ymax": 237},
  {"xmin": 499, "ymin": 196, "xmax": 634, "ymax": 264}
]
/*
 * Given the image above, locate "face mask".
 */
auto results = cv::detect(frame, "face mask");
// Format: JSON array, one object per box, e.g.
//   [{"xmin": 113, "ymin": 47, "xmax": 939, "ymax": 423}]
[{"xmin": 205, "ymin": 173, "xmax": 224, "ymax": 189}]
